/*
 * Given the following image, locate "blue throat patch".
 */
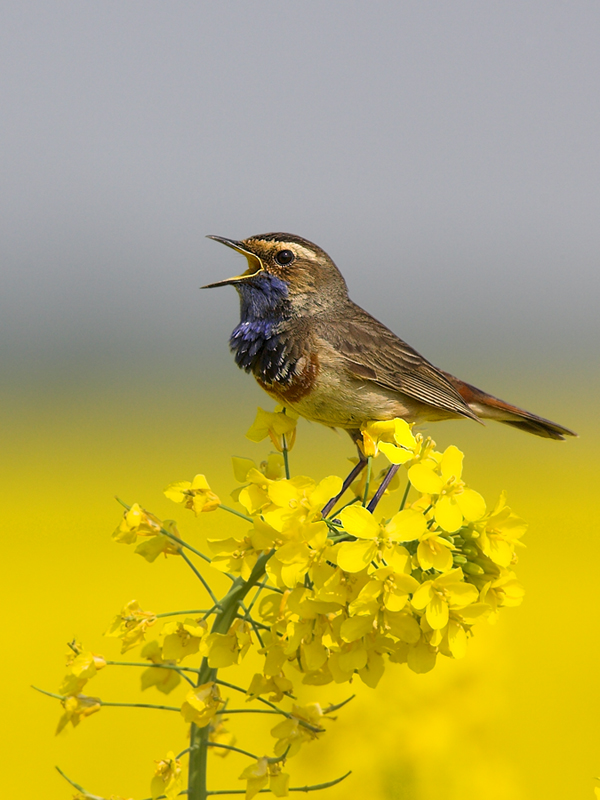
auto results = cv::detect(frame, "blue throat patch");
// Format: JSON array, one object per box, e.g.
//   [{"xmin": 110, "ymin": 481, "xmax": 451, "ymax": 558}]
[{"xmin": 229, "ymin": 274, "xmax": 296, "ymax": 384}]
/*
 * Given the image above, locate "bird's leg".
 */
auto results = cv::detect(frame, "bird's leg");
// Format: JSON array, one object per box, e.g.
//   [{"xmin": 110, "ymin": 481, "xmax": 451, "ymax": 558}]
[
  {"xmin": 367, "ymin": 464, "xmax": 401, "ymax": 513},
  {"xmin": 321, "ymin": 452, "xmax": 367, "ymax": 518}
]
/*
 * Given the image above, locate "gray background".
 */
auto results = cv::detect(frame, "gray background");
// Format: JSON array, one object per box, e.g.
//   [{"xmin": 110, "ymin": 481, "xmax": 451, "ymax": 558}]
[{"xmin": 2, "ymin": 1, "xmax": 599, "ymax": 396}]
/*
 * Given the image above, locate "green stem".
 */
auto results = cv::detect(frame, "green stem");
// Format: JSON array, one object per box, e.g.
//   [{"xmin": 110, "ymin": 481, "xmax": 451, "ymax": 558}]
[
  {"xmin": 101, "ymin": 700, "xmax": 180, "ymax": 711},
  {"xmin": 161, "ymin": 528, "xmax": 213, "ymax": 564},
  {"xmin": 181, "ymin": 551, "xmax": 220, "ymax": 606},
  {"xmin": 399, "ymin": 480, "xmax": 411, "ymax": 510},
  {"xmin": 156, "ymin": 609, "xmax": 217, "ymax": 619},
  {"xmin": 214, "ymin": 679, "xmax": 296, "ymax": 715},
  {"xmin": 56, "ymin": 764, "xmax": 190, "ymax": 800},
  {"xmin": 219, "ymin": 504, "xmax": 253, "ymax": 522},
  {"xmin": 216, "ymin": 708, "xmax": 280, "ymax": 715},
  {"xmin": 207, "ymin": 742, "xmax": 259, "ymax": 759},
  {"xmin": 55, "ymin": 766, "xmax": 104, "ymax": 799},
  {"xmin": 33, "ymin": 686, "xmax": 181, "ymax": 713},
  {"xmin": 206, "ymin": 770, "xmax": 351, "ymax": 795},
  {"xmin": 187, "ymin": 551, "xmax": 274, "ymax": 800}
]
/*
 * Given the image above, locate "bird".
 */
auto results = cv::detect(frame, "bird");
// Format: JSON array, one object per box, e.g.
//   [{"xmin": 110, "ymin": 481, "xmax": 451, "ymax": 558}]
[{"xmin": 203, "ymin": 232, "xmax": 576, "ymax": 444}]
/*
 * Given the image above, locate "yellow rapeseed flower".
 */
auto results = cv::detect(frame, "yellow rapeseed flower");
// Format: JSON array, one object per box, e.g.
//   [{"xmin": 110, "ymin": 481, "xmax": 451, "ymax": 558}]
[
  {"xmin": 271, "ymin": 703, "xmax": 325, "ymax": 757},
  {"xmin": 180, "ymin": 682, "xmax": 223, "ymax": 727},
  {"xmin": 150, "ymin": 752, "xmax": 183, "ymax": 800},
  {"xmin": 206, "ymin": 620, "xmax": 253, "ymax": 668},
  {"xmin": 360, "ymin": 418, "xmax": 417, "ymax": 460},
  {"xmin": 245, "ymin": 406, "xmax": 298, "ymax": 452},
  {"xmin": 411, "ymin": 568, "xmax": 479, "ymax": 630},
  {"xmin": 239, "ymin": 757, "xmax": 290, "ymax": 800},
  {"xmin": 336, "ymin": 505, "xmax": 414, "ymax": 573},
  {"xmin": 163, "ymin": 474, "xmax": 220, "ymax": 514},
  {"xmin": 408, "ymin": 445, "xmax": 486, "ymax": 532},
  {"xmin": 56, "ymin": 693, "xmax": 101, "ymax": 734},
  {"xmin": 263, "ymin": 475, "xmax": 343, "ymax": 532},
  {"xmin": 161, "ymin": 618, "xmax": 208, "ymax": 661},
  {"xmin": 474, "ymin": 491, "xmax": 527, "ymax": 567},
  {"xmin": 113, "ymin": 502, "xmax": 163, "ymax": 544},
  {"xmin": 139, "ymin": 641, "xmax": 181, "ymax": 695},
  {"xmin": 105, "ymin": 600, "xmax": 157, "ymax": 653},
  {"xmin": 60, "ymin": 648, "xmax": 106, "ymax": 696}
]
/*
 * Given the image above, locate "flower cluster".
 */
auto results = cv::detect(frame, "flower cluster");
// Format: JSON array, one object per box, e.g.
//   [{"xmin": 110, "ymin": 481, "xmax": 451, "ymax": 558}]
[
  {"xmin": 205, "ymin": 415, "xmax": 526, "ymax": 683},
  {"xmin": 43, "ymin": 407, "xmax": 526, "ymax": 800}
]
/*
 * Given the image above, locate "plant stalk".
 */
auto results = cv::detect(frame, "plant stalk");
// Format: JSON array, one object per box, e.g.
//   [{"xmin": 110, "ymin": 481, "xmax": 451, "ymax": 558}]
[{"xmin": 186, "ymin": 550, "xmax": 273, "ymax": 800}]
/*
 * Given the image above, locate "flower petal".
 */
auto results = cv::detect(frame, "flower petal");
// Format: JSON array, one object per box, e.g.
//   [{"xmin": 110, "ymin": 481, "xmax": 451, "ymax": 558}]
[
  {"xmin": 378, "ymin": 441, "xmax": 414, "ymax": 464},
  {"xmin": 456, "ymin": 488, "xmax": 486, "ymax": 521},
  {"xmin": 440, "ymin": 445, "xmax": 463, "ymax": 481},
  {"xmin": 386, "ymin": 509, "xmax": 427, "ymax": 542},
  {"xmin": 434, "ymin": 496, "xmax": 463, "ymax": 533},
  {"xmin": 340, "ymin": 615, "xmax": 374, "ymax": 642},
  {"xmin": 338, "ymin": 505, "xmax": 381, "ymax": 540},
  {"xmin": 426, "ymin": 594, "xmax": 449, "ymax": 629},
  {"xmin": 337, "ymin": 540, "xmax": 377, "ymax": 573},
  {"xmin": 408, "ymin": 463, "xmax": 444, "ymax": 494}
]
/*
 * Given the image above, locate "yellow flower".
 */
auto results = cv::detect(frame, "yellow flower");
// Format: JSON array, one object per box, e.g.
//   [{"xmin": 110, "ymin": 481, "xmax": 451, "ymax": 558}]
[
  {"xmin": 208, "ymin": 534, "xmax": 261, "ymax": 580},
  {"xmin": 150, "ymin": 752, "xmax": 183, "ymax": 800},
  {"xmin": 113, "ymin": 503, "xmax": 163, "ymax": 544},
  {"xmin": 263, "ymin": 475, "xmax": 343, "ymax": 532},
  {"xmin": 105, "ymin": 600, "xmax": 157, "ymax": 653},
  {"xmin": 267, "ymin": 521, "xmax": 329, "ymax": 589},
  {"xmin": 247, "ymin": 672, "xmax": 294, "ymax": 703},
  {"xmin": 56, "ymin": 693, "xmax": 101, "ymax": 734},
  {"xmin": 411, "ymin": 568, "xmax": 479, "ymax": 629},
  {"xmin": 239, "ymin": 757, "xmax": 290, "ymax": 800},
  {"xmin": 232, "ymin": 453, "xmax": 285, "ymax": 483},
  {"xmin": 416, "ymin": 530, "xmax": 455, "ymax": 572},
  {"xmin": 246, "ymin": 406, "xmax": 298, "ymax": 452},
  {"xmin": 271, "ymin": 703, "xmax": 325, "ymax": 757},
  {"xmin": 161, "ymin": 618, "xmax": 208, "ymax": 661},
  {"xmin": 206, "ymin": 620, "xmax": 253, "ymax": 668},
  {"xmin": 336, "ymin": 505, "xmax": 415, "ymax": 573},
  {"xmin": 475, "ymin": 491, "xmax": 527, "ymax": 567},
  {"xmin": 139, "ymin": 641, "xmax": 181, "ymax": 695},
  {"xmin": 360, "ymin": 418, "xmax": 418, "ymax": 462},
  {"xmin": 479, "ymin": 570, "xmax": 525, "ymax": 620},
  {"xmin": 208, "ymin": 713, "xmax": 237, "ymax": 757},
  {"xmin": 60, "ymin": 647, "xmax": 106, "ymax": 695},
  {"xmin": 408, "ymin": 445, "xmax": 486, "ymax": 532},
  {"xmin": 239, "ymin": 756, "xmax": 269, "ymax": 799},
  {"xmin": 135, "ymin": 520, "xmax": 182, "ymax": 562},
  {"xmin": 164, "ymin": 474, "xmax": 220, "ymax": 514},
  {"xmin": 368, "ymin": 566, "xmax": 420, "ymax": 612},
  {"xmin": 180, "ymin": 682, "xmax": 223, "ymax": 727}
]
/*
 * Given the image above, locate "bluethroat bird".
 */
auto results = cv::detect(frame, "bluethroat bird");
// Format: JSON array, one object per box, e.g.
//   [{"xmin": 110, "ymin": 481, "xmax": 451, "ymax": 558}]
[{"xmin": 203, "ymin": 233, "xmax": 576, "ymax": 444}]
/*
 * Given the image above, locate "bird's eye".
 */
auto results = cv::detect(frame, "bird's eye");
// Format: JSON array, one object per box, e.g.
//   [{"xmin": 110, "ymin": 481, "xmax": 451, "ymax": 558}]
[{"xmin": 274, "ymin": 249, "xmax": 295, "ymax": 266}]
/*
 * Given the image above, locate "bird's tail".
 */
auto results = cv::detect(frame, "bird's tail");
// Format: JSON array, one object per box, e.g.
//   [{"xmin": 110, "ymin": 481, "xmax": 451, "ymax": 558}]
[{"xmin": 441, "ymin": 372, "xmax": 577, "ymax": 440}]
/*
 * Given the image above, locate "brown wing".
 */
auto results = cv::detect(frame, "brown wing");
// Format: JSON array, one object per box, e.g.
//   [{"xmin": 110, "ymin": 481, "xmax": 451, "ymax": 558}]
[{"xmin": 316, "ymin": 302, "xmax": 481, "ymax": 422}]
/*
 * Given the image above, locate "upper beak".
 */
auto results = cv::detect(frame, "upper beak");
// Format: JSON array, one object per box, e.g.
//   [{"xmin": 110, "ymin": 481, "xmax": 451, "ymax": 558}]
[{"xmin": 202, "ymin": 235, "xmax": 264, "ymax": 288}]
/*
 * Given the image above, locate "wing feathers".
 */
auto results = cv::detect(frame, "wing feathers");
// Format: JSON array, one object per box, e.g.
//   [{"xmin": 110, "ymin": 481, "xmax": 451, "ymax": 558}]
[{"xmin": 316, "ymin": 303, "xmax": 480, "ymax": 422}]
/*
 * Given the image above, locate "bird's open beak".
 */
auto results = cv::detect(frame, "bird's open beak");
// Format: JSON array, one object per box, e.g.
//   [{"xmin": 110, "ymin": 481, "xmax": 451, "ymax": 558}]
[{"xmin": 202, "ymin": 235, "xmax": 265, "ymax": 288}]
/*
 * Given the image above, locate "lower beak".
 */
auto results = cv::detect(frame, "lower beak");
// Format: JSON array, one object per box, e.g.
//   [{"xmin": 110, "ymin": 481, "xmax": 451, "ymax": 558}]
[{"xmin": 202, "ymin": 235, "xmax": 264, "ymax": 288}]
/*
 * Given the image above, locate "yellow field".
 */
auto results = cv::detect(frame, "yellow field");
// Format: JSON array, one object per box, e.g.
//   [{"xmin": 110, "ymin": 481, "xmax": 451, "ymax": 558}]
[{"xmin": 4, "ymin": 374, "xmax": 598, "ymax": 799}]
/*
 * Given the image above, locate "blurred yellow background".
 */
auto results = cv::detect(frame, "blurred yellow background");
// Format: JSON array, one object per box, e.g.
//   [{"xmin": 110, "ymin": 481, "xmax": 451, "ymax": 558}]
[{"xmin": 4, "ymin": 370, "xmax": 598, "ymax": 799}]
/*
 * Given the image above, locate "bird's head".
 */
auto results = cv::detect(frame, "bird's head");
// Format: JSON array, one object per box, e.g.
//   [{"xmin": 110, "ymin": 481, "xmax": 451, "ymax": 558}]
[{"xmin": 203, "ymin": 233, "xmax": 348, "ymax": 316}]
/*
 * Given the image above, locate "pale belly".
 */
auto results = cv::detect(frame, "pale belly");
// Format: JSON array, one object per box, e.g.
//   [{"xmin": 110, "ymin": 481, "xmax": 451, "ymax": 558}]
[{"xmin": 257, "ymin": 370, "xmax": 454, "ymax": 430}]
